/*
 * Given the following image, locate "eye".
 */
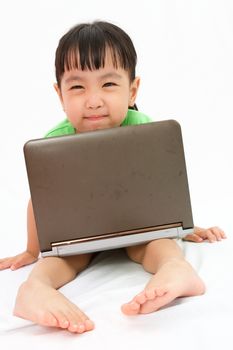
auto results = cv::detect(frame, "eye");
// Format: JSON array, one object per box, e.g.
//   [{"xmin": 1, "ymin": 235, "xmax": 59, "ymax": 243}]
[
  {"xmin": 103, "ymin": 82, "xmax": 117, "ymax": 88},
  {"xmin": 70, "ymin": 85, "xmax": 84, "ymax": 90}
]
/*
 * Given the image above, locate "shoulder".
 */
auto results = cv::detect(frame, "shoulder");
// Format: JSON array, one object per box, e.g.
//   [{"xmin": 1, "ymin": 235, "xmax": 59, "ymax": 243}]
[
  {"xmin": 44, "ymin": 119, "xmax": 75, "ymax": 138},
  {"xmin": 121, "ymin": 109, "xmax": 152, "ymax": 126}
]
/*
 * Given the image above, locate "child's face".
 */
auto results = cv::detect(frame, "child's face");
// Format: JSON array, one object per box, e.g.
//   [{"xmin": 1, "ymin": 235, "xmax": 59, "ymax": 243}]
[{"xmin": 54, "ymin": 51, "xmax": 140, "ymax": 133}]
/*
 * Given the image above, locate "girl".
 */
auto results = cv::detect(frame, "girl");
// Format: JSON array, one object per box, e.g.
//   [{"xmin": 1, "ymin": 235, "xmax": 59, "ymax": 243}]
[{"xmin": 0, "ymin": 21, "xmax": 226, "ymax": 334}]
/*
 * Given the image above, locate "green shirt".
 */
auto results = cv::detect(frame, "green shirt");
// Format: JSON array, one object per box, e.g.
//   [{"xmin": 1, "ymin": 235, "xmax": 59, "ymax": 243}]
[{"xmin": 45, "ymin": 109, "xmax": 152, "ymax": 137}]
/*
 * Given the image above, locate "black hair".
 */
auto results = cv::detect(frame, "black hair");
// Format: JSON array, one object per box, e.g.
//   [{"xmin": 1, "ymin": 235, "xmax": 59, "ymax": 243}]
[{"xmin": 55, "ymin": 21, "xmax": 137, "ymax": 88}]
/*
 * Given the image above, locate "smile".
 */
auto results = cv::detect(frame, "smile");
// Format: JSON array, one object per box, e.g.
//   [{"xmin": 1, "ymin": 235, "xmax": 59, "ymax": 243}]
[{"xmin": 84, "ymin": 115, "xmax": 106, "ymax": 121}]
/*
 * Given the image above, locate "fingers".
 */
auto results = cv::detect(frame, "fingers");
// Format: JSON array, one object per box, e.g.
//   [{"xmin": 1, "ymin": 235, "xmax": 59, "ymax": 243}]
[
  {"xmin": 185, "ymin": 226, "xmax": 227, "ymax": 243},
  {"xmin": 10, "ymin": 258, "xmax": 27, "ymax": 270},
  {"xmin": 210, "ymin": 226, "xmax": 226, "ymax": 240},
  {"xmin": 0, "ymin": 253, "xmax": 38, "ymax": 271},
  {"xmin": 11, "ymin": 254, "xmax": 37, "ymax": 270},
  {"xmin": 198, "ymin": 226, "xmax": 226, "ymax": 243},
  {"xmin": 0, "ymin": 257, "xmax": 14, "ymax": 270},
  {"xmin": 0, "ymin": 257, "xmax": 23, "ymax": 271},
  {"xmin": 184, "ymin": 233, "xmax": 203, "ymax": 243},
  {"xmin": 203, "ymin": 228, "xmax": 217, "ymax": 243}
]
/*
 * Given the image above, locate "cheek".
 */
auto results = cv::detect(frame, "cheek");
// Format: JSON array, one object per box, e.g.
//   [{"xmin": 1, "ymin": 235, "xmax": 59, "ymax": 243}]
[
  {"xmin": 111, "ymin": 93, "xmax": 130, "ymax": 114},
  {"xmin": 108, "ymin": 90, "xmax": 130, "ymax": 107},
  {"xmin": 62, "ymin": 103, "xmax": 82, "ymax": 127},
  {"xmin": 111, "ymin": 104, "xmax": 129, "ymax": 124},
  {"xmin": 63, "ymin": 96, "xmax": 81, "ymax": 113}
]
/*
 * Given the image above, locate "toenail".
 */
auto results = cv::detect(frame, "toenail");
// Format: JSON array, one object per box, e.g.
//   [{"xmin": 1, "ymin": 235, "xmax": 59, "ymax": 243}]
[
  {"xmin": 61, "ymin": 320, "xmax": 69, "ymax": 327},
  {"xmin": 146, "ymin": 290, "xmax": 155, "ymax": 299},
  {"xmin": 77, "ymin": 324, "xmax": 85, "ymax": 333},
  {"xmin": 71, "ymin": 324, "xmax": 78, "ymax": 329},
  {"xmin": 85, "ymin": 320, "xmax": 94, "ymax": 329},
  {"xmin": 130, "ymin": 301, "xmax": 139, "ymax": 310}
]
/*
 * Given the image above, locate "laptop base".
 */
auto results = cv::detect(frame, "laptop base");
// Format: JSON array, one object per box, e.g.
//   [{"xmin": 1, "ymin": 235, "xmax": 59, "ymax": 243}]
[{"xmin": 41, "ymin": 226, "xmax": 193, "ymax": 257}]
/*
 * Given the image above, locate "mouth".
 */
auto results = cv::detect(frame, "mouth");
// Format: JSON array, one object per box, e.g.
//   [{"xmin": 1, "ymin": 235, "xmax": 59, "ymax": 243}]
[{"xmin": 84, "ymin": 115, "xmax": 107, "ymax": 121}]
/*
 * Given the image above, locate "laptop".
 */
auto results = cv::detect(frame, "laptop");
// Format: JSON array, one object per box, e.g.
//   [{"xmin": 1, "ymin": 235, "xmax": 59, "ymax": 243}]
[{"xmin": 23, "ymin": 120, "xmax": 194, "ymax": 257}]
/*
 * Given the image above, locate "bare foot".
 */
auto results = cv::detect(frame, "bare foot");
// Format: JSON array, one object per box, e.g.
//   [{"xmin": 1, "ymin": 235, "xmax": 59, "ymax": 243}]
[
  {"xmin": 121, "ymin": 259, "xmax": 205, "ymax": 315},
  {"xmin": 14, "ymin": 279, "xmax": 94, "ymax": 333}
]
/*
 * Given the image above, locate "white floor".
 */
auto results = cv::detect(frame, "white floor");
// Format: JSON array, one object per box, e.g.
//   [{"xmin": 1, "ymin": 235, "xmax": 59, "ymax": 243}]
[{"xmin": 0, "ymin": 235, "xmax": 232, "ymax": 350}]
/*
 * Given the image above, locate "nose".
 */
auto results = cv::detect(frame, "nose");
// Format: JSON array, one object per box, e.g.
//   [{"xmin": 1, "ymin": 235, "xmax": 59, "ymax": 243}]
[{"xmin": 85, "ymin": 92, "xmax": 104, "ymax": 109}]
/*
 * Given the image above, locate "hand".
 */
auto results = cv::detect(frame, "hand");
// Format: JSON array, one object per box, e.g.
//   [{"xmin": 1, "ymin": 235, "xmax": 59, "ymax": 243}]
[
  {"xmin": 0, "ymin": 251, "xmax": 38, "ymax": 271},
  {"xmin": 184, "ymin": 226, "xmax": 227, "ymax": 243}
]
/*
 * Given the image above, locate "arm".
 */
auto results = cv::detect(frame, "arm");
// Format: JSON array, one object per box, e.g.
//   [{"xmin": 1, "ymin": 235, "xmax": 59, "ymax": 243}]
[
  {"xmin": 26, "ymin": 198, "xmax": 40, "ymax": 257},
  {"xmin": 0, "ymin": 199, "xmax": 39, "ymax": 270},
  {"xmin": 183, "ymin": 226, "xmax": 227, "ymax": 243}
]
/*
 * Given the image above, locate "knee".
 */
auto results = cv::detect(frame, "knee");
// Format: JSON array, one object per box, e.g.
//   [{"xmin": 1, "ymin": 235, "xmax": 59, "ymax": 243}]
[
  {"xmin": 62, "ymin": 253, "xmax": 93, "ymax": 272},
  {"xmin": 126, "ymin": 240, "xmax": 167, "ymax": 264},
  {"xmin": 144, "ymin": 238, "xmax": 177, "ymax": 253},
  {"xmin": 125, "ymin": 244, "xmax": 147, "ymax": 264}
]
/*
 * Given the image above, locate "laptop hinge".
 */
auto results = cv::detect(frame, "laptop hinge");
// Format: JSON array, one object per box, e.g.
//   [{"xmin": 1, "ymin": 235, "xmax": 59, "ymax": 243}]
[{"xmin": 41, "ymin": 224, "xmax": 193, "ymax": 257}]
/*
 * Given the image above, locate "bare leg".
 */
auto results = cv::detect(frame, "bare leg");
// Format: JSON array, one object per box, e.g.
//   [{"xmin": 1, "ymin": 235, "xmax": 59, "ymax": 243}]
[
  {"xmin": 14, "ymin": 254, "xmax": 95, "ymax": 333},
  {"xmin": 122, "ymin": 239, "xmax": 205, "ymax": 315}
]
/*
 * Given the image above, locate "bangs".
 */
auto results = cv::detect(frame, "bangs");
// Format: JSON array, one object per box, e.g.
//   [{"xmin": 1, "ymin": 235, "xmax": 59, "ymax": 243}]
[
  {"xmin": 64, "ymin": 43, "xmax": 120, "ymax": 72},
  {"xmin": 55, "ymin": 22, "xmax": 137, "ymax": 86}
]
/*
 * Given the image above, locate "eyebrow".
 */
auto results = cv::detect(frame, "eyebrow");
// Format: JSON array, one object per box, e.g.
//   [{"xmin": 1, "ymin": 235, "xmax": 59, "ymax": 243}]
[{"xmin": 64, "ymin": 72, "xmax": 123, "ymax": 84}]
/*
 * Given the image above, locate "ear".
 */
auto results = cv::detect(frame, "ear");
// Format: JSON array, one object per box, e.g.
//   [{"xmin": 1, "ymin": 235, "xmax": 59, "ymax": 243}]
[
  {"xmin": 54, "ymin": 83, "xmax": 65, "ymax": 111},
  {"xmin": 129, "ymin": 76, "xmax": 140, "ymax": 107}
]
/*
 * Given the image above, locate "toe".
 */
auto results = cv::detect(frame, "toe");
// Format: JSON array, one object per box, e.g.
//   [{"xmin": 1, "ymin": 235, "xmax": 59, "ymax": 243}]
[
  {"xmin": 60, "ymin": 308, "xmax": 93, "ymax": 334},
  {"xmin": 135, "ymin": 292, "xmax": 147, "ymax": 304},
  {"xmin": 38, "ymin": 311, "xmax": 58, "ymax": 327},
  {"xmin": 121, "ymin": 302, "xmax": 140, "ymax": 315},
  {"xmin": 68, "ymin": 322, "xmax": 85, "ymax": 334},
  {"xmin": 129, "ymin": 301, "xmax": 140, "ymax": 310},
  {"xmin": 155, "ymin": 287, "xmax": 167, "ymax": 297},
  {"xmin": 145, "ymin": 289, "xmax": 156, "ymax": 300},
  {"xmin": 59, "ymin": 318, "xmax": 70, "ymax": 329},
  {"xmin": 69, "ymin": 320, "xmax": 94, "ymax": 333},
  {"xmin": 85, "ymin": 319, "xmax": 95, "ymax": 331},
  {"xmin": 52, "ymin": 311, "xmax": 70, "ymax": 329}
]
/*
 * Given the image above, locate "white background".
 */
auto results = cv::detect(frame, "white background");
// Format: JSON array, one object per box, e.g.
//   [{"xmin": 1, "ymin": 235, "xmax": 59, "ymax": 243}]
[{"xmin": 0, "ymin": 0, "xmax": 232, "ymax": 256}]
